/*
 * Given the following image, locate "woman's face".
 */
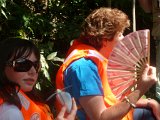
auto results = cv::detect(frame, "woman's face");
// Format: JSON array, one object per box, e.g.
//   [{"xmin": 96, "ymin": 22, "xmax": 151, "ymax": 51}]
[{"xmin": 4, "ymin": 52, "xmax": 39, "ymax": 92}]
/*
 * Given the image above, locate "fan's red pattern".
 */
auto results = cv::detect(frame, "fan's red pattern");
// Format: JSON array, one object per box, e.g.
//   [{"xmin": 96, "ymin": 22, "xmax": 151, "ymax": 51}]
[{"xmin": 107, "ymin": 29, "xmax": 150, "ymax": 100}]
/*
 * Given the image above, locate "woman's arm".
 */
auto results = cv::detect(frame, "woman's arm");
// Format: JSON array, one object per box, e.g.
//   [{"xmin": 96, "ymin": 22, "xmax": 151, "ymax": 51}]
[
  {"xmin": 0, "ymin": 103, "xmax": 24, "ymax": 120},
  {"xmin": 79, "ymin": 65, "xmax": 157, "ymax": 120},
  {"xmin": 136, "ymin": 98, "xmax": 160, "ymax": 120},
  {"xmin": 79, "ymin": 89, "xmax": 146, "ymax": 120}
]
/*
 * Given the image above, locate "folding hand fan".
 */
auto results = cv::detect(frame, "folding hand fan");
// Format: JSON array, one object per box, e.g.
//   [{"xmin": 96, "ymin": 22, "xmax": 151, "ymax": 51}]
[{"xmin": 107, "ymin": 29, "xmax": 150, "ymax": 100}]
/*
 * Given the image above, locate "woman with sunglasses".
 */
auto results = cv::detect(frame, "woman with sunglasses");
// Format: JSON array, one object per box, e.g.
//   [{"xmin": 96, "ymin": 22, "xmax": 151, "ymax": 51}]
[{"xmin": 0, "ymin": 38, "xmax": 77, "ymax": 120}]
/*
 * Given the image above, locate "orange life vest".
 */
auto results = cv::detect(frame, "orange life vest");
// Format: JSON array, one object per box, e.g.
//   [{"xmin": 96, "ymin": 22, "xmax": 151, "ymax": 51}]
[
  {"xmin": 0, "ymin": 90, "xmax": 53, "ymax": 120},
  {"xmin": 56, "ymin": 40, "xmax": 133, "ymax": 120}
]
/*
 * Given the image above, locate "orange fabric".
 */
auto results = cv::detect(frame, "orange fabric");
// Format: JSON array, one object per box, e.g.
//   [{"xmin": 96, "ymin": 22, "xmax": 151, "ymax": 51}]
[
  {"xmin": 0, "ymin": 98, "xmax": 3, "ymax": 105},
  {"xmin": 55, "ymin": 40, "xmax": 133, "ymax": 120},
  {"xmin": 0, "ymin": 91, "xmax": 53, "ymax": 120},
  {"xmin": 19, "ymin": 90, "xmax": 53, "ymax": 120}
]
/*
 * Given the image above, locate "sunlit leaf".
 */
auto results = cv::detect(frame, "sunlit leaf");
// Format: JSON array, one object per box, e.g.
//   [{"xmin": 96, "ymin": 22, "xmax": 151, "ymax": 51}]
[
  {"xmin": 47, "ymin": 52, "xmax": 57, "ymax": 60},
  {"xmin": 52, "ymin": 56, "xmax": 64, "ymax": 62},
  {"xmin": 1, "ymin": 9, "xmax": 8, "ymax": 19}
]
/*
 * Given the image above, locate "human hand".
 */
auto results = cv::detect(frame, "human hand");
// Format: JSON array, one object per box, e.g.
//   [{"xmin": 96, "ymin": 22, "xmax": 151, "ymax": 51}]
[
  {"xmin": 56, "ymin": 98, "xmax": 77, "ymax": 120},
  {"xmin": 147, "ymin": 98, "xmax": 160, "ymax": 120},
  {"xmin": 137, "ymin": 64, "xmax": 157, "ymax": 94},
  {"xmin": 136, "ymin": 98, "xmax": 160, "ymax": 120}
]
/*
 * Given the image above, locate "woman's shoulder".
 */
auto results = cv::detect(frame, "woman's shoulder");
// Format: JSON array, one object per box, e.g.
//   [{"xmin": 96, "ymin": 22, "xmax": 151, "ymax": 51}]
[
  {"xmin": 65, "ymin": 57, "xmax": 99, "ymax": 77},
  {"xmin": 69, "ymin": 57, "xmax": 97, "ymax": 69},
  {"xmin": 0, "ymin": 102, "xmax": 24, "ymax": 120}
]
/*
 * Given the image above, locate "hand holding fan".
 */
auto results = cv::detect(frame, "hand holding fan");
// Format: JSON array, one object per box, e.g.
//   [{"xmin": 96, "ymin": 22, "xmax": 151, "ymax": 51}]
[{"xmin": 107, "ymin": 29, "xmax": 150, "ymax": 100}]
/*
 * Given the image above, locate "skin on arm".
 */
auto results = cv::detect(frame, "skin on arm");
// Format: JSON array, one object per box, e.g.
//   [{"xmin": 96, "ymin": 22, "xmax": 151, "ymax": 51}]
[
  {"xmin": 79, "ymin": 65, "xmax": 157, "ymax": 120},
  {"xmin": 56, "ymin": 98, "xmax": 77, "ymax": 120},
  {"xmin": 79, "ymin": 90, "xmax": 143, "ymax": 120},
  {"xmin": 136, "ymin": 98, "xmax": 160, "ymax": 120}
]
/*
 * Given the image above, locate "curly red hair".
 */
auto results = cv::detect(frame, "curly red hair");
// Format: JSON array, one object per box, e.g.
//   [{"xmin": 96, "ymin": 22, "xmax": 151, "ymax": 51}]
[{"xmin": 80, "ymin": 7, "xmax": 130, "ymax": 49}]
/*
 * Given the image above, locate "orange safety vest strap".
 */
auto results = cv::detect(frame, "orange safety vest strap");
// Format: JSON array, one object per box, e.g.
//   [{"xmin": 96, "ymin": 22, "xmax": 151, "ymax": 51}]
[
  {"xmin": 56, "ymin": 41, "xmax": 133, "ymax": 120},
  {"xmin": 18, "ymin": 90, "xmax": 53, "ymax": 120},
  {"xmin": 0, "ymin": 91, "xmax": 53, "ymax": 120}
]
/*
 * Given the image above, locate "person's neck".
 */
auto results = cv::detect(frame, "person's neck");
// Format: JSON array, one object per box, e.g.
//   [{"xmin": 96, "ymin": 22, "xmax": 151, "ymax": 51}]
[
  {"xmin": 98, "ymin": 39, "xmax": 114, "ymax": 59},
  {"xmin": 98, "ymin": 46, "xmax": 112, "ymax": 59}
]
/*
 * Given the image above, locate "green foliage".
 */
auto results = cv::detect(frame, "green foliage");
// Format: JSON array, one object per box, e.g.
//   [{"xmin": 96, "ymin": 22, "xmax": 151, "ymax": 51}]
[{"xmin": 0, "ymin": 0, "xmax": 157, "ymax": 103}]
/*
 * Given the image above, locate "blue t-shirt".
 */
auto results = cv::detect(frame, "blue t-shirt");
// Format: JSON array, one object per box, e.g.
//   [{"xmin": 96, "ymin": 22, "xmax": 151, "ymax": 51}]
[
  {"xmin": 63, "ymin": 58, "xmax": 156, "ymax": 120},
  {"xmin": 64, "ymin": 58, "xmax": 103, "ymax": 120}
]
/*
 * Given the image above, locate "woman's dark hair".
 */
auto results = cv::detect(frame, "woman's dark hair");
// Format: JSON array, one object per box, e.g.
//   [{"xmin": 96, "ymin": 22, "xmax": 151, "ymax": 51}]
[{"xmin": 0, "ymin": 38, "xmax": 42, "ymax": 109}]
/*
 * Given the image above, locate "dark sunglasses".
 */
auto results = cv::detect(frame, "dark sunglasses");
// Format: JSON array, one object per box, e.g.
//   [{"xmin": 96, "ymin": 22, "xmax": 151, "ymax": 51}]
[{"xmin": 7, "ymin": 58, "xmax": 41, "ymax": 72}]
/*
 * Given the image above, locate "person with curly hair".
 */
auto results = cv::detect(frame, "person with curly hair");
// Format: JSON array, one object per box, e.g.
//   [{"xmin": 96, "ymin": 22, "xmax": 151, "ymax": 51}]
[{"xmin": 55, "ymin": 7, "xmax": 160, "ymax": 120}]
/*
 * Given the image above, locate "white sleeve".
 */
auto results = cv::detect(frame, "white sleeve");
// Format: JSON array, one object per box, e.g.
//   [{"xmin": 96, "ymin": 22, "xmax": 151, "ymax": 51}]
[{"xmin": 0, "ymin": 103, "xmax": 24, "ymax": 120}]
